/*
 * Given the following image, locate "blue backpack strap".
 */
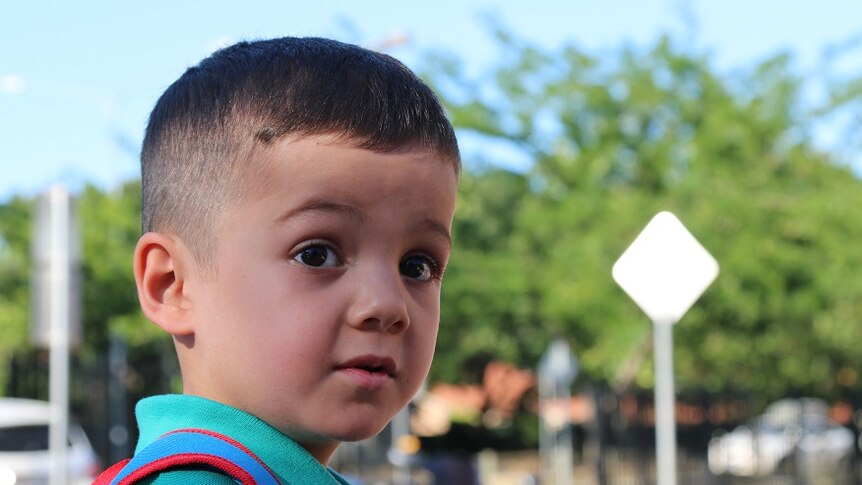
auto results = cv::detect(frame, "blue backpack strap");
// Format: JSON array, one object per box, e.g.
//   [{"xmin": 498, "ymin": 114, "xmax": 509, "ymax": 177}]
[{"xmin": 103, "ymin": 428, "xmax": 280, "ymax": 485}]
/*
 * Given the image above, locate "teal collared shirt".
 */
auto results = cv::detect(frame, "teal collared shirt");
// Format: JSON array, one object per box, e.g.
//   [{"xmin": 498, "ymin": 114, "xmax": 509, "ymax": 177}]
[{"xmin": 132, "ymin": 395, "xmax": 349, "ymax": 485}]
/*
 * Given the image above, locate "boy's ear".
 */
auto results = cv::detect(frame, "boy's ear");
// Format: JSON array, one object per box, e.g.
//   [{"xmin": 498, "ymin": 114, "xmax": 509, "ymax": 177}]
[{"xmin": 133, "ymin": 232, "xmax": 196, "ymax": 336}]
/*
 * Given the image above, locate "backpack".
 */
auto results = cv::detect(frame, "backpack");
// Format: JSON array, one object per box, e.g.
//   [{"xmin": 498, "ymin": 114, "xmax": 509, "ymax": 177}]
[{"xmin": 94, "ymin": 428, "xmax": 280, "ymax": 485}]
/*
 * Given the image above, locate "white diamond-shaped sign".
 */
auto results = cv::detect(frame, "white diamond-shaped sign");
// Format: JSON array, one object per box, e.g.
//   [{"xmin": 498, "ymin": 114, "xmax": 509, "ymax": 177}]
[{"xmin": 612, "ymin": 211, "xmax": 719, "ymax": 324}]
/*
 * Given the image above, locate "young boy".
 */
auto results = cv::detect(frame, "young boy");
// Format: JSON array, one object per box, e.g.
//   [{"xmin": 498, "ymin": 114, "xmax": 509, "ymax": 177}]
[{"xmin": 117, "ymin": 37, "xmax": 459, "ymax": 483}]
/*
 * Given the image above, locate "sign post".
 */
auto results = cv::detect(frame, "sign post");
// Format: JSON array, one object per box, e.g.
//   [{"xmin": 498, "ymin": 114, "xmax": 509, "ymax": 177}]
[{"xmin": 612, "ymin": 212, "xmax": 718, "ymax": 485}]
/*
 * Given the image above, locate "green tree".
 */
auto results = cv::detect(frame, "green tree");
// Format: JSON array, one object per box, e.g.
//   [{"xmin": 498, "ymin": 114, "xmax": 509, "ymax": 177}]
[
  {"xmin": 430, "ymin": 32, "xmax": 862, "ymax": 401},
  {"xmin": 75, "ymin": 182, "xmax": 162, "ymax": 351},
  {"xmin": 0, "ymin": 181, "xmax": 174, "ymax": 400},
  {"xmin": 0, "ymin": 196, "xmax": 34, "ymax": 389}
]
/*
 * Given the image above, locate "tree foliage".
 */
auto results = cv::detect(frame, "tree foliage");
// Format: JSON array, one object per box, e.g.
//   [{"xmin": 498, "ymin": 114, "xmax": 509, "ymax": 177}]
[
  {"xmin": 429, "ymin": 33, "xmax": 862, "ymax": 401},
  {"xmin": 0, "ymin": 196, "xmax": 33, "ymax": 389},
  {"xmin": 0, "ymin": 182, "xmax": 173, "ymax": 400}
]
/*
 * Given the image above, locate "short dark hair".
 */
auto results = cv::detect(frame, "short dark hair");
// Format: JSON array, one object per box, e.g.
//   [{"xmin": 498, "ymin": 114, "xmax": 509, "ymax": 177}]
[{"xmin": 141, "ymin": 37, "xmax": 460, "ymax": 270}]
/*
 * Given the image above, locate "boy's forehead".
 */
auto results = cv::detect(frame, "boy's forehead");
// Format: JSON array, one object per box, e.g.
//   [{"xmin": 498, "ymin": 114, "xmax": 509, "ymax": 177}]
[
  {"xmin": 252, "ymin": 134, "xmax": 458, "ymax": 181},
  {"xmin": 233, "ymin": 134, "xmax": 458, "ymax": 215},
  {"xmin": 222, "ymin": 135, "xmax": 458, "ymax": 242}
]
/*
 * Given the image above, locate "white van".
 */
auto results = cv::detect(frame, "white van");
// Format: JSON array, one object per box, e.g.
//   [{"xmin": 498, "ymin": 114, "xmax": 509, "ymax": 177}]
[{"xmin": 0, "ymin": 398, "xmax": 101, "ymax": 485}]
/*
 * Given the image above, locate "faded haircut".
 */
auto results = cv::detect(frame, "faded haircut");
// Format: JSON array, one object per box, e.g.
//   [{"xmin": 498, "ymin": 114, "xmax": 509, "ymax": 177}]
[{"xmin": 141, "ymin": 36, "xmax": 460, "ymax": 271}]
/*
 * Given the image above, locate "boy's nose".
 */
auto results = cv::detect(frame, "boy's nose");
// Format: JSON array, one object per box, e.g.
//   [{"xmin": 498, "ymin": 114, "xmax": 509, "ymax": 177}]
[{"xmin": 345, "ymin": 267, "xmax": 410, "ymax": 333}]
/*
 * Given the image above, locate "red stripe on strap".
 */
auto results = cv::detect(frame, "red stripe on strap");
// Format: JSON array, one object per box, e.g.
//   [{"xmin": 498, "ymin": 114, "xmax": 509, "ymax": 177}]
[
  {"xmin": 166, "ymin": 428, "xmax": 277, "ymax": 479},
  {"xmin": 93, "ymin": 459, "xmax": 131, "ymax": 485},
  {"xmin": 117, "ymin": 453, "xmax": 256, "ymax": 485}
]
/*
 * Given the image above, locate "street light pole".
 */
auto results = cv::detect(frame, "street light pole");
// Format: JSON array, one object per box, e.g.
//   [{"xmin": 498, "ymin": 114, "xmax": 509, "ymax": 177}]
[
  {"xmin": 33, "ymin": 184, "xmax": 81, "ymax": 485},
  {"xmin": 46, "ymin": 185, "xmax": 71, "ymax": 485}
]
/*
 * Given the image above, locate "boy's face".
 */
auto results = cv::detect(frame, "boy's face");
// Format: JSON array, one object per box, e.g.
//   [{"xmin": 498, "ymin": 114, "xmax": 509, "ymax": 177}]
[{"xmin": 183, "ymin": 135, "xmax": 457, "ymax": 462}]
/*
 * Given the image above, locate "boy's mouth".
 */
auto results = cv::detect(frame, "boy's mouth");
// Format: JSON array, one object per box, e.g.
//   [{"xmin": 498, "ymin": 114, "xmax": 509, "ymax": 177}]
[{"xmin": 336, "ymin": 355, "xmax": 396, "ymax": 377}]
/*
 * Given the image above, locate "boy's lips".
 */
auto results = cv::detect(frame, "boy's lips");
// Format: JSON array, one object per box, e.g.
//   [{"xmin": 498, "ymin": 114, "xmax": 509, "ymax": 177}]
[
  {"xmin": 335, "ymin": 355, "xmax": 397, "ymax": 390},
  {"xmin": 336, "ymin": 355, "xmax": 397, "ymax": 377}
]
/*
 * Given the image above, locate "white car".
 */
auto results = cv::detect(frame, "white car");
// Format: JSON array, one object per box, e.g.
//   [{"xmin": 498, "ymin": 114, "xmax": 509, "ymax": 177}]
[
  {"xmin": 708, "ymin": 397, "xmax": 855, "ymax": 477},
  {"xmin": 0, "ymin": 398, "xmax": 101, "ymax": 485}
]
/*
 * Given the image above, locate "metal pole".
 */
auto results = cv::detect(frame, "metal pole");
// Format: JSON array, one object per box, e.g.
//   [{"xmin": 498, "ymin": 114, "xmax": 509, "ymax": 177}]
[
  {"xmin": 539, "ymin": 339, "xmax": 577, "ymax": 485},
  {"xmin": 553, "ymin": 380, "xmax": 574, "ymax": 485},
  {"xmin": 538, "ymin": 375, "xmax": 551, "ymax": 483},
  {"xmin": 48, "ymin": 185, "xmax": 70, "ymax": 485},
  {"xmin": 653, "ymin": 320, "xmax": 676, "ymax": 485},
  {"xmin": 108, "ymin": 333, "xmax": 130, "ymax": 463},
  {"xmin": 390, "ymin": 407, "xmax": 411, "ymax": 485}
]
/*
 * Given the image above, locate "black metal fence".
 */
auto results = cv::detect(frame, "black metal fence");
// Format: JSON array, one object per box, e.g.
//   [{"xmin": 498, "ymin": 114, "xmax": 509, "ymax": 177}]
[
  {"xmin": 5, "ymin": 351, "xmax": 862, "ymax": 485},
  {"xmin": 4, "ymin": 337, "xmax": 177, "ymax": 466},
  {"xmin": 586, "ymin": 389, "xmax": 861, "ymax": 485}
]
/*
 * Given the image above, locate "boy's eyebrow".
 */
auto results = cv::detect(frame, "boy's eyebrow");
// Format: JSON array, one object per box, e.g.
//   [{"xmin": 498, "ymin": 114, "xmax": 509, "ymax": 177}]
[
  {"xmin": 413, "ymin": 219, "xmax": 453, "ymax": 250},
  {"xmin": 275, "ymin": 199, "xmax": 369, "ymax": 225},
  {"xmin": 274, "ymin": 198, "xmax": 452, "ymax": 248}
]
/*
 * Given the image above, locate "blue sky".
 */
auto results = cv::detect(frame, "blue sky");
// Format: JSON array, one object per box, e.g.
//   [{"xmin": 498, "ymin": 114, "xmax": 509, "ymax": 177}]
[{"xmin": 2, "ymin": 0, "xmax": 861, "ymax": 200}]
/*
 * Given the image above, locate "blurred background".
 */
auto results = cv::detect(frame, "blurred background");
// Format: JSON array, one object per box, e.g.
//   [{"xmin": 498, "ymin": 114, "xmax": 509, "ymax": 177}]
[{"xmin": 2, "ymin": 1, "xmax": 862, "ymax": 484}]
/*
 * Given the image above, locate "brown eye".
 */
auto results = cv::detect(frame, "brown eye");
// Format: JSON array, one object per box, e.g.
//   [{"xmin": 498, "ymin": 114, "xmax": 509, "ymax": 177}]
[
  {"xmin": 400, "ymin": 255, "xmax": 436, "ymax": 281},
  {"xmin": 294, "ymin": 245, "xmax": 338, "ymax": 267}
]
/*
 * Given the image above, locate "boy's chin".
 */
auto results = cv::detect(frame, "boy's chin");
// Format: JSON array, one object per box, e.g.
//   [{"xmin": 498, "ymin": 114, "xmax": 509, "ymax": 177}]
[
  {"xmin": 330, "ymin": 421, "xmax": 391, "ymax": 443},
  {"xmin": 292, "ymin": 418, "xmax": 391, "ymax": 446}
]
